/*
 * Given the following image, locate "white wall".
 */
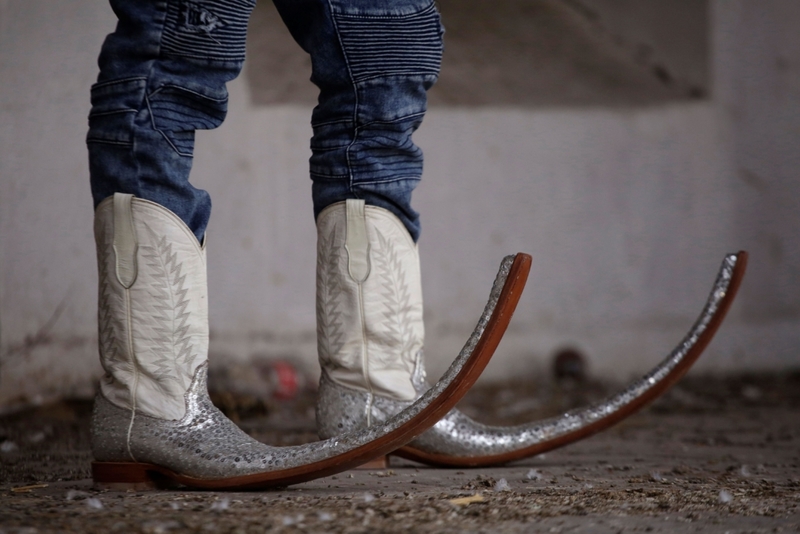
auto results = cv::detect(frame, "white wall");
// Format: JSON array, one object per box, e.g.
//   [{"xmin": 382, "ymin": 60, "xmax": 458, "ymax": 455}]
[
  {"xmin": 0, "ymin": 1, "xmax": 110, "ymax": 409},
  {"xmin": 1, "ymin": 0, "xmax": 798, "ymax": 410}
]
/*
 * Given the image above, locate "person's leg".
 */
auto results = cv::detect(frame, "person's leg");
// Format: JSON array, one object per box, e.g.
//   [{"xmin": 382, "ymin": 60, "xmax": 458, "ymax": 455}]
[
  {"xmin": 273, "ymin": 1, "xmax": 749, "ymax": 471},
  {"xmin": 273, "ymin": 0, "xmax": 443, "ymax": 242},
  {"xmin": 87, "ymin": 0, "xmax": 254, "ymax": 241},
  {"xmin": 272, "ymin": 0, "xmax": 443, "ymax": 438},
  {"xmin": 88, "ymin": 0, "xmax": 276, "ymax": 481}
]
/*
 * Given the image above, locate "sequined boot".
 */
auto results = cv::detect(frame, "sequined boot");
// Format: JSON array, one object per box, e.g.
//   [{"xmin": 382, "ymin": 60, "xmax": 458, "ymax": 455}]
[
  {"xmin": 315, "ymin": 201, "xmax": 747, "ymax": 467},
  {"xmin": 90, "ymin": 193, "xmax": 528, "ymax": 489}
]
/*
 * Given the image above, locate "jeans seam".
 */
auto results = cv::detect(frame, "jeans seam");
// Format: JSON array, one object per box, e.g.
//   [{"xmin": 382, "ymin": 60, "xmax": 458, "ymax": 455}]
[
  {"xmin": 352, "ymin": 176, "xmax": 421, "ymax": 186},
  {"xmin": 86, "ymin": 138, "xmax": 134, "ymax": 147},
  {"xmin": 326, "ymin": 0, "xmax": 359, "ymax": 200},
  {"xmin": 310, "ymin": 171, "xmax": 350, "ymax": 179},
  {"xmin": 149, "ymin": 83, "xmax": 229, "ymax": 103},
  {"xmin": 89, "ymin": 109, "xmax": 137, "ymax": 119},
  {"xmin": 312, "ymin": 112, "xmax": 426, "ymax": 143},
  {"xmin": 352, "ymin": 71, "xmax": 440, "ymax": 84},
  {"xmin": 359, "ymin": 111, "xmax": 426, "ymax": 128},
  {"xmin": 309, "ymin": 172, "xmax": 420, "ymax": 185},
  {"xmin": 92, "ymin": 76, "xmax": 148, "ymax": 90},
  {"xmin": 313, "ymin": 117, "xmax": 352, "ymax": 128},
  {"xmin": 142, "ymin": 2, "xmax": 195, "ymax": 162},
  {"xmin": 145, "ymin": 92, "xmax": 193, "ymax": 158},
  {"xmin": 160, "ymin": 51, "xmax": 247, "ymax": 63},
  {"xmin": 334, "ymin": 3, "xmax": 436, "ymax": 21}
]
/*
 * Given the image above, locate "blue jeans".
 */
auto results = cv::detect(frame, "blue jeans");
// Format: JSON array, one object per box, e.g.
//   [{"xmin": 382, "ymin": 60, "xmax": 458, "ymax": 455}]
[{"xmin": 88, "ymin": 0, "xmax": 443, "ymax": 242}]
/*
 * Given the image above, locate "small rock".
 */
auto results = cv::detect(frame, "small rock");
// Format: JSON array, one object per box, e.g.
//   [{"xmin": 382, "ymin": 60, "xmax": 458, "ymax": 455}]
[
  {"xmin": 741, "ymin": 385, "xmax": 762, "ymax": 401},
  {"xmin": 66, "ymin": 489, "xmax": 90, "ymax": 501},
  {"xmin": 1, "ymin": 440, "xmax": 18, "ymax": 453},
  {"xmin": 86, "ymin": 497, "xmax": 104, "ymax": 510},
  {"xmin": 142, "ymin": 520, "xmax": 183, "ymax": 534},
  {"xmin": 281, "ymin": 514, "xmax": 304, "ymax": 526},
  {"xmin": 526, "ymin": 469, "xmax": 543, "ymax": 481},
  {"xmin": 740, "ymin": 465, "xmax": 751, "ymax": 477},
  {"xmin": 552, "ymin": 347, "xmax": 587, "ymax": 382},
  {"xmin": 494, "ymin": 478, "xmax": 512, "ymax": 492},
  {"xmin": 718, "ymin": 489, "xmax": 733, "ymax": 504},
  {"xmin": 210, "ymin": 498, "xmax": 230, "ymax": 511},
  {"xmin": 26, "ymin": 432, "xmax": 46, "ymax": 444}
]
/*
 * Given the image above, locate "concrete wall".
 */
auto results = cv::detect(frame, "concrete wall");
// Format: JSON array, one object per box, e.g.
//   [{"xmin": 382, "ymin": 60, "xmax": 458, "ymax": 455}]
[
  {"xmin": 1, "ymin": 0, "xmax": 798, "ymax": 411},
  {"xmin": 0, "ymin": 1, "xmax": 110, "ymax": 409}
]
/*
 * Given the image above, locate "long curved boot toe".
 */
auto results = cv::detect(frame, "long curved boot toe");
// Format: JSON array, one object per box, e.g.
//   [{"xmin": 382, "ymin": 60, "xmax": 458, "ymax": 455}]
[{"xmin": 318, "ymin": 252, "xmax": 747, "ymax": 467}]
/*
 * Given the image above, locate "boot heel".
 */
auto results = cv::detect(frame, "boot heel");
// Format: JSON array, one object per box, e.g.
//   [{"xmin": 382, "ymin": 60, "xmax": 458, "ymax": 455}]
[
  {"xmin": 355, "ymin": 455, "xmax": 388, "ymax": 470},
  {"xmin": 92, "ymin": 462, "xmax": 164, "ymax": 491}
]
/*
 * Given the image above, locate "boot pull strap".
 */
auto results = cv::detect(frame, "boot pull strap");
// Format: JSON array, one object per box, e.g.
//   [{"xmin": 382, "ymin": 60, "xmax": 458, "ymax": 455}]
[
  {"xmin": 113, "ymin": 193, "xmax": 138, "ymax": 289},
  {"xmin": 345, "ymin": 199, "xmax": 371, "ymax": 283}
]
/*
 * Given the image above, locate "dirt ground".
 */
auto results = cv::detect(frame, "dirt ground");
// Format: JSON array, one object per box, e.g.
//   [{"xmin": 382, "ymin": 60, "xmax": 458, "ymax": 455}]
[{"xmin": 1, "ymin": 372, "xmax": 799, "ymax": 533}]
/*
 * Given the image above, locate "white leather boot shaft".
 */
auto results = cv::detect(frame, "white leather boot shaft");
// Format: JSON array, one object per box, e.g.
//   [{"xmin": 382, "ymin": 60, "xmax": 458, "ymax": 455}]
[
  {"xmin": 95, "ymin": 194, "xmax": 208, "ymax": 421},
  {"xmin": 316, "ymin": 200, "xmax": 423, "ymax": 402}
]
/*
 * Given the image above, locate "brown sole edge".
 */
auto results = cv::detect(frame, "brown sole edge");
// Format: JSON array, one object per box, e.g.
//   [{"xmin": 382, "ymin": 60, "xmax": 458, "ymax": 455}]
[
  {"xmin": 93, "ymin": 456, "xmax": 391, "ymax": 489},
  {"xmin": 354, "ymin": 456, "xmax": 389, "ymax": 470}
]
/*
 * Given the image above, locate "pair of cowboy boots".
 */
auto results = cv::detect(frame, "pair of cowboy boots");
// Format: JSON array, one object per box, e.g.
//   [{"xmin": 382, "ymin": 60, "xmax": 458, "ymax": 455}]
[
  {"xmin": 90, "ymin": 194, "xmax": 746, "ymax": 489},
  {"xmin": 90, "ymin": 194, "xmax": 533, "ymax": 489}
]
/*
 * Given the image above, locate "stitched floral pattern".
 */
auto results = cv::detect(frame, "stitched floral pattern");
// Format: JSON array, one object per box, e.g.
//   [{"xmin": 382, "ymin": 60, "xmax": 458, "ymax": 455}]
[
  {"xmin": 97, "ymin": 238, "xmax": 131, "ymax": 383},
  {"xmin": 140, "ymin": 223, "xmax": 197, "ymax": 390},
  {"xmin": 316, "ymin": 226, "xmax": 347, "ymax": 371},
  {"xmin": 372, "ymin": 228, "xmax": 418, "ymax": 372}
]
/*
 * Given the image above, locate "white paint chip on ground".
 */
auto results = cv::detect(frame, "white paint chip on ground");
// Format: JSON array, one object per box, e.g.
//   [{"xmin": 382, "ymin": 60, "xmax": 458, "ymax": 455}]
[
  {"xmin": 86, "ymin": 498, "xmax": 103, "ymax": 510},
  {"xmin": 210, "ymin": 498, "xmax": 230, "ymax": 511},
  {"xmin": 526, "ymin": 469, "xmax": 543, "ymax": 480},
  {"xmin": 494, "ymin": 478, "xmax": 512, "ymax": 492}
]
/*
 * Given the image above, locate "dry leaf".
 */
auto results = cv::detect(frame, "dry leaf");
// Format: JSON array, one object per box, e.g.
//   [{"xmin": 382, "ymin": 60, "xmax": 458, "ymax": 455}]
[
  {"xmin": 448, "ymin": 493, "xmax": 485, "ymax": 506},
  {"xmin": 11, "ymin": 484, "xmax": 49, "ymax": 493}
]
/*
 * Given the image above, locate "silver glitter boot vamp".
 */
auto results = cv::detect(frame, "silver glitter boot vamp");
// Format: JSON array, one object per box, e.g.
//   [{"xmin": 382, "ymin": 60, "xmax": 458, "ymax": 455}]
[
  {"xmin": 93, "ymin": 362, "xmax": 457, "ymax": 480},
  {"xmin": 317, "ymin": 363, "xmax": 528, "ymax": 458},
  {"xmin": 93, "ymin": 364, "xmax": 314, "ymax": 479}
]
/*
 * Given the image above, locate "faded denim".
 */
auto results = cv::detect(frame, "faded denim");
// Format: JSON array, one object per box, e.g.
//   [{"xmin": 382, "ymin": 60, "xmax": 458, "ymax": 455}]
[{"xmin": 88, "ymin": 0, "xmax": 443, "ymax": 241}]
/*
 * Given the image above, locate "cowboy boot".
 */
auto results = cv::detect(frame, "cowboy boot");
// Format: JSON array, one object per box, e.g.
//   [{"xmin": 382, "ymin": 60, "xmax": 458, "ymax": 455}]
[
  {"xmin": 90, "ymin": 193, "xmax": 528, "ymax": 489},
  {"xmin": 315, "ymin": 201, "xmax": 747, "ymax": 467}
]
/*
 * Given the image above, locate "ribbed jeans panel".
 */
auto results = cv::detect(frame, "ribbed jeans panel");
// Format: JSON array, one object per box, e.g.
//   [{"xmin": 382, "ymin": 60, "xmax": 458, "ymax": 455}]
[
  {"xmin": 161, "ymin": 0, "xmax": 255, "ymax": 61},
  {"xmin": 334, "ymin": 3, "xmax": 443, "ymax": 82},
  {"xmin": 300, "ymin": 0, "xmax": 443, "ymax": 241}
]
